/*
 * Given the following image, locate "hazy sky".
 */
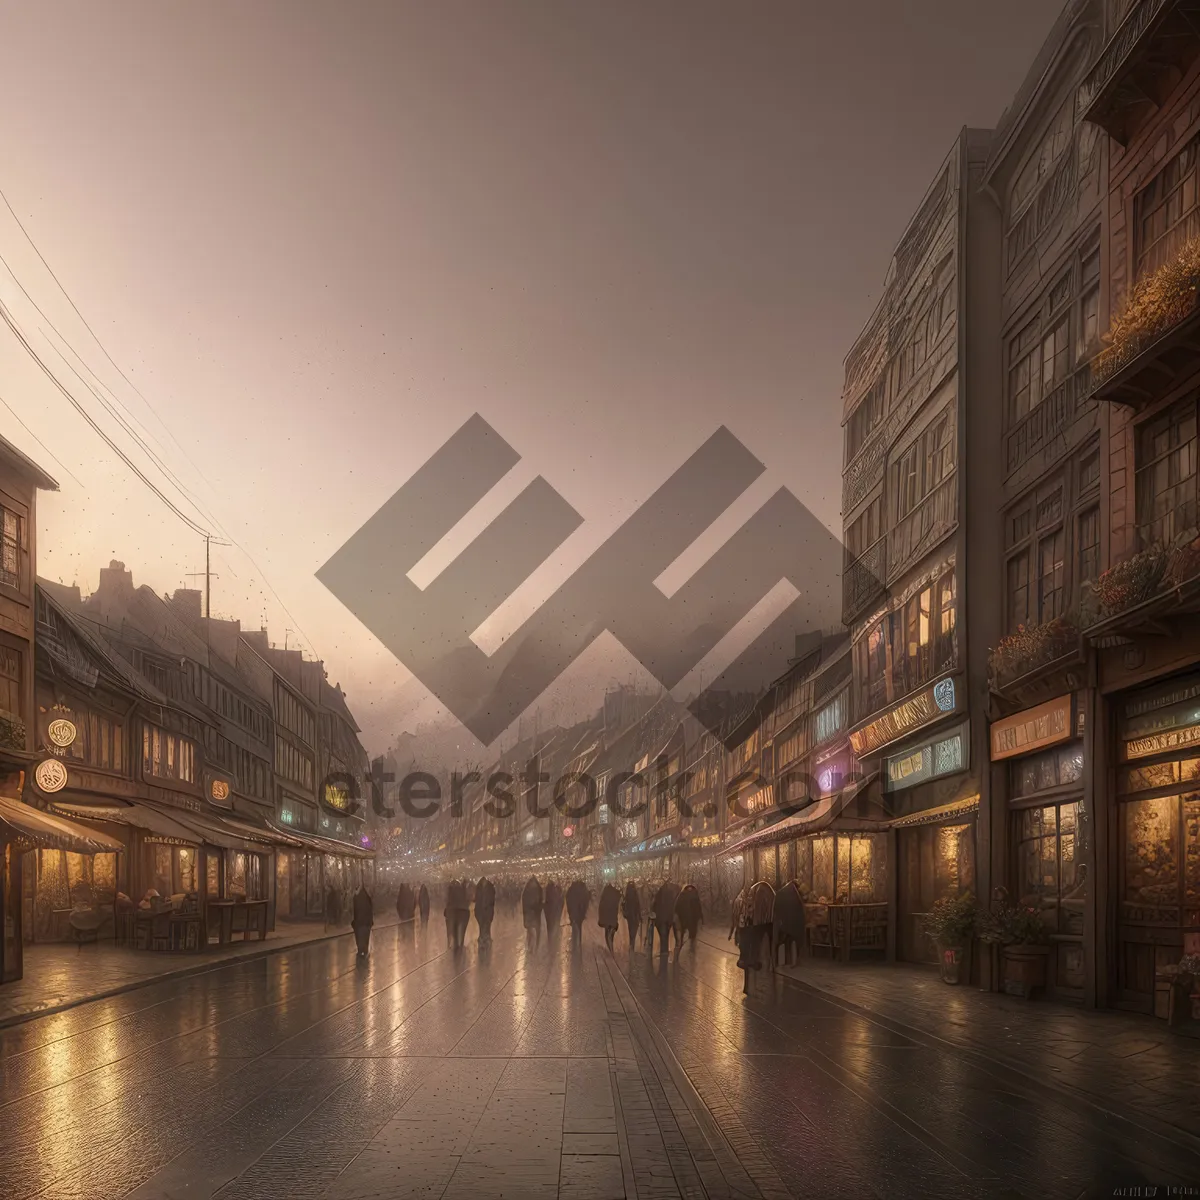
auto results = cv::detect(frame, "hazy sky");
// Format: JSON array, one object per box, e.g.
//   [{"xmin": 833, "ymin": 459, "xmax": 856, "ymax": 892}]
[{"xmin": 0, "ymin": 1, "xmax": 1061, "ymax": 753}]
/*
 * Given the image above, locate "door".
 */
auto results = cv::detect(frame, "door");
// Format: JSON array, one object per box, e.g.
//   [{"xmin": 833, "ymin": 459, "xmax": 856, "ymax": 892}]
[
  {"xmin": 897, "ymin": 821, "xmax": 977, "ymax": 964},
  {"xmin": 1117, "ymin": 792, "xmax": 1200, "ymax": 1012},
  {"xmin": 1, "ymin": 843, "xmax": 22, "ymax": 983}
]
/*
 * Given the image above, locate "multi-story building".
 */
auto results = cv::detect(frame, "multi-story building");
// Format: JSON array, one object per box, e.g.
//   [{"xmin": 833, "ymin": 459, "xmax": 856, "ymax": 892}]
[
  {"xmin": 981, "ymin": 0, "xmax": 1107, "ymax": 1006},
  {"xmin": 1076, "ymin": 0, "xmax": 1200, "ymax": 1016},
  {"xmin": 840, "ymin": 130, "xmax": 994, "ymax": 972},
  {"xmin": 0, "ymin": 436, "xmax": 62, "ymax": 984}
]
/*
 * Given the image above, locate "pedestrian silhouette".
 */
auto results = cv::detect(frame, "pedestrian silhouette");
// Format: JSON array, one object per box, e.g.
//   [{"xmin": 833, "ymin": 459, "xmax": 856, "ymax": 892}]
[{"xmin": 351, "ymin": 885, "xmax": 373, "ymax": 958}]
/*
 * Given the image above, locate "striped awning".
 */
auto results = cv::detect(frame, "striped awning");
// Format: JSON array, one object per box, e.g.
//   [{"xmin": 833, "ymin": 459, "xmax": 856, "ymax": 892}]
[{"xmin": 0, "ymin": 795, "xmax": 124, "ymax": 853}]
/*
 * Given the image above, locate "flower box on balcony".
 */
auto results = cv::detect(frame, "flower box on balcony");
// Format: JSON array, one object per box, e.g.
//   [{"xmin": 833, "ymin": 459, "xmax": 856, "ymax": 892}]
[
  {"xmin": 1093, "ymin": 237, "xmax": 1200, "ymax": 389},
  {"xmin": 988, "ymin": 617, "xmax": 1080, "ymax": 690}
]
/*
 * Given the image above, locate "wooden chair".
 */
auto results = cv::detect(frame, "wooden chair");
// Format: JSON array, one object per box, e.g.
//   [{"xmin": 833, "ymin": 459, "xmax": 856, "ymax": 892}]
[
  {"xmin": 150, "ymin": 912, "xmax": 172, "ymax": 952},
  {"xmin": 804, "ymin": 903, "xmax": 832, "ymax": 958}
]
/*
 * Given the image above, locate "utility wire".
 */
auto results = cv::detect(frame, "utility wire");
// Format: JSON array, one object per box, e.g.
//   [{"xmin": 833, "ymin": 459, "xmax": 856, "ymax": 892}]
[
  {"xmin": 0, "ymin": 297, "xmax": 210, "ymax": 536},
  {"xmin": 0, "ymin": 245, "xmax": 220, "ymax": 532},
  {"xmin": 0, "ymin": 388, "xmax": 83, "ymax": 486},
  {"xmin": 0, "ymin": 192, "xmax": 322, "ymax": 661}
]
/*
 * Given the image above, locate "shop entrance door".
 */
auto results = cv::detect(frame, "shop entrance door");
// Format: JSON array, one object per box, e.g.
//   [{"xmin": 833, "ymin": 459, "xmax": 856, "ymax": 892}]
[
  {"xmin": 1116, "ymin": 791, "xmax": 1200, "ymax": 1012},
  {"xmin": 897, "ymin": 821, "xmax": 976, "ymax": 965}
]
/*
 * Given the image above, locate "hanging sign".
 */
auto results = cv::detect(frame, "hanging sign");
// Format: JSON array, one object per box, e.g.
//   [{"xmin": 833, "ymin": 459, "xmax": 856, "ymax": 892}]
[
  {"xmin": 47, "ymin": 718, "xmax": 78, "ymax": 749},
  {"xmin": 990, "ymin": 694, "xmax": 1073, "ymax": 762},
  {"xmin": 34, "ymin": 758, "xmax": 69, "ymax": 794}
]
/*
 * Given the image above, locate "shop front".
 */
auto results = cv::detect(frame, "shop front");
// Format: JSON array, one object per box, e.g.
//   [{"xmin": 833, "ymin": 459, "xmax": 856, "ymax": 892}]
[
  {"xmin": 990, "ymin": 693, "xmax": 1088, "ymax": 1001},
  {"xmin": 872, "ymin": 712, "xmax": 977, "ymax": 967},
  {"xmin": 1109, "ymin": 670, "xmax": 1200, "ymax": 1014},
  {"xmin": 0, "ymin": 791, "xmax": 125, "ymax": 980}
]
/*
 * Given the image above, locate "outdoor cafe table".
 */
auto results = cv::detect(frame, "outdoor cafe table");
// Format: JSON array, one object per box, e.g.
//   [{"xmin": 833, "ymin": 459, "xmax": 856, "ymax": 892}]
[{"xmin": 206, "ymin": 899, "xmax": 269, "ymax": 945}]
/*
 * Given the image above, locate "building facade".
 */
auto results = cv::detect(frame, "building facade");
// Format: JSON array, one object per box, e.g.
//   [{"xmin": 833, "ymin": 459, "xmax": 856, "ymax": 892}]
[
  {"xmin": 840, "ymin": 130, "xmax": 994, "ymax": 973},
  {"xmin": 1078, "ymin": 0, "xmax": 1200, "ymax": 1015}
]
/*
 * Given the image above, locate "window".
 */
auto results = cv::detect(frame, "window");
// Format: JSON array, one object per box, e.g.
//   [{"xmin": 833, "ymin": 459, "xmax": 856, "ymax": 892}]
[
  {"xmin": 856, "ymin": 568, "xmax": 957, "ymax": 715},
  {"xmin": 1079, "ymin": 448, "xmax": 1100, "ymax": 494},
  {"xmin": 1078, "ymin": 250, "xmax": 1100, "ymax": 359},
  {"xmin": 1014, "ymin": 801, "xmax": 1084, "ymax": 936},
  {"xmin": 814, "ymin": 692, "xmax": 846, "ymax": 745},
  {"xmin": 1135, "ymin": 136, "xmax": 1200, "ymax": 281},
  {"xmin": 1040, "ymin": 318, "xmax": 1070, "ymax": 397},
  {"xmin": 1038, "ymin": 530, "xmax": 1066, "ymax": 621},
  {"xmin": 0, "ymin": 645, "xmax": 20, "ymax": 720},
  {"xmin": 1008, "ymin": 321, "xmax": 1039, "ymax": 422},
  {"xmin": 1136, "ymin": 397, "xmax": 1198, "ymax": 547},
  {"xmin": 891, "ymin": 409, "xmax": 955, "ymax": 525},
  {"xmin": 846, "ymin": 496, "xmax": 882, "ymax": 559},
  {"xmin": 895, "ymin": 444, "xmax": 920, "ymax": 519},
  {"xmin": 936, "ymin": 572, "xmax": 957, "ymax": 673},
  {"xmin": 1009, "ymin": 507, "xmax": 1032, "ymax": 547},
  {"xmin": 0, "ymin": 508, "xmax": 21, "ymax": 590},
  {"xmin": 1007, "ymin": 552, "xmax": 1031, "ymax": 631},
  {"xmin": 1078, "ymin": 507, "xmax": 1100, "ymax": 584},
  {"xmin": 1011, "ymin": 100, "xmax": 1073, "ymax": 218},
  {"xmin": 142, "ymin": 724, "xmax": 196, "ymax": 784}
]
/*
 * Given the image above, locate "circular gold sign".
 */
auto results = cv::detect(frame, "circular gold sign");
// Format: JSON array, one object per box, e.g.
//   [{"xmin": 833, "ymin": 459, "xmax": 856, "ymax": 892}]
[
  {"xmin": 47, "ymin": 718, "xmax": 78, "ymax": 748},
  {"xmin": 34, "ymin": 758, "xmax": 68, "ymax": 794},
  {"xmin": 210, "ymin": 779, "xmax": 230, "ymax": 802}
]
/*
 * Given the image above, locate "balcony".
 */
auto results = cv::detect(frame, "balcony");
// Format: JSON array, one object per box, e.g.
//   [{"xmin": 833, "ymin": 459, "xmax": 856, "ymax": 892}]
[
  {"xmin": 1005, "ymin": 367, "xmax": 1093, "ymax": 476},
  {"xmin": 842, "ymin": 539, "xmax": 886, "ymax": 626},
  {"xmin": 988, "ymin": 617, "xmax": 1084, "ymax": 695},
  {"xmin": 1082, "ymin": 535, "xmax": 1200, "ymax": 640},
  {"xmin": 1079, "ymin": 0, "xmax": 1200, "ymax": 146},
  {"xmin": 1091, "ymin": 237, "xmax": 1200, "ymax": 407},
  {"xmin": 888, "ymin": 475, "xmax": 957, "ymax": 583}
]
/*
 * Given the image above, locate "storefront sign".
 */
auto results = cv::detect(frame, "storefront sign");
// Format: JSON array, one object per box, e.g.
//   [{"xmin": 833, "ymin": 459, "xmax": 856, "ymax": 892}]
[
  {"xmin": 689, "ymin": 832, "xmax": 721, "ymax": 849},
  {"xmin": 1121, "ymin": 672, "xmax": 1200, "ymax": 761},
  {"xmin": 884, "ymin": 722, "xmax": 967, "ymax": 792},
  {"xmin": 990, "ymin": 694, "xmax": 1073, "ymax": 762},
  {"xmin": 34, "ymin": 758, "xmax": 68, "ymax": 794},
  {"xmin": 850, "ymin": 677, "xmax": 958, "ymax": 756},
  {"xmin": 47, "ymin": 718, "xmax": 77, "ymax": 749},
  {"xmin": 207, "ymin": 773, "xmax": 234, "ymax": 808}
]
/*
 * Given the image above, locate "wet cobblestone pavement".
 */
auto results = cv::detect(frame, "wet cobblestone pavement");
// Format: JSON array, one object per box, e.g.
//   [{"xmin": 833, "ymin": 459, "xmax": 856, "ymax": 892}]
[{"xmin": 2, "ymin": 913, "xmax": 1198, "ymax": 1200}]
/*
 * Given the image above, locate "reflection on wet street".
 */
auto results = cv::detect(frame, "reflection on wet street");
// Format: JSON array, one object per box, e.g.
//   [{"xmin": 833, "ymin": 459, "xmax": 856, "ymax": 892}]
[{"xmin": 1, "ymin": 913, "xmax": 1196, "ymax": 1199}]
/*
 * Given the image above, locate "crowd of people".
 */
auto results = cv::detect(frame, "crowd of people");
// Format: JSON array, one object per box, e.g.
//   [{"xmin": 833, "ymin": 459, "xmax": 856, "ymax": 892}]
[{"xmin": 329, "ymin": 874, "xmax": 711, "ymax": 960}]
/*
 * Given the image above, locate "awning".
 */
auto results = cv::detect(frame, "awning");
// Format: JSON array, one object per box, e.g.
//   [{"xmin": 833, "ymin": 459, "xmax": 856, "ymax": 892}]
[
  {"xmin": 266, "ymin": 823, "xmax": 375, "ymax": 859},
  {"xmin": 0, "ymin": 795, "xmax": 125, "ymax": 853},
  {"xmin": 720, "ymin": 772, "xmax": 883, "ymax": 856},
  {"xmin": 51, "ymin": 799, "xmax": 201, "ymax": 846},
  {"xmin": 221, "ymin": 815, "xmax": 307, "ymax": 849},
  {"xmin": 889, "ymin": 794, "xmax": 980, "ymax": 829}
]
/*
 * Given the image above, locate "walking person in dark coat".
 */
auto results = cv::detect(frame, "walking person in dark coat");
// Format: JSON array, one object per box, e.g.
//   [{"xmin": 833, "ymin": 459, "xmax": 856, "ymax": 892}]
[
  {"xmin": 543, "ymin": 879, "xmax": 564, "ymax": 936},
  {"xmin": 522, "ymin": 876, "xmax": 543, "ymax": 946},
  {"xmin": 445, "ymin": 879, "xmax": 470, "ymax": 949},
  {"xmin": 622, "ymin": 881, "xmax": 642, "ymax": 950},
  {"xmin": 351, "ymin": 885, "xmax": 374, "ymax": 957},
  {"xmin": 474, "ymin": 877, "xmax": 496, "ymax": 946},
  {"xmin": 395, "ymin": 882, "xmax": 415, "ymax": 922},
  {"xmin": 598, "ymin": 883, "xmax": 621, "ymax": 951},
  {"xmin": 566, "ymin": 880, "xmax": 590, "ymax": 942},
  {"xmin": 326, "ymin": 881, "xmax": 342, "ymax": 929},
  {"xmin": 418, "ymin": 883, "xmax": 430, "ymax": 922}
]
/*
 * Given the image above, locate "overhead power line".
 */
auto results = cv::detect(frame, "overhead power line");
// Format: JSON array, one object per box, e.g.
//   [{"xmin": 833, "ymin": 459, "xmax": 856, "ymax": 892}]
[
  {"xmin": 0, "ymin": 189, "xmax": 321, "ymax": 660},
  {"xmin": 0, "ymin": 297, "xmax": 210, "ymax": 536}
]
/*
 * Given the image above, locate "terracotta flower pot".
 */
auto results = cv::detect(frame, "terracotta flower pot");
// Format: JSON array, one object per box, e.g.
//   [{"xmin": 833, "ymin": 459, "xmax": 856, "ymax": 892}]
[
  {"xmin": 1001, "ymin": 943, "xmax": 1050, "ymax": 999},
  {"xmin": 937, "ymin": 941, "xmax": 970, "ymax": 985}
]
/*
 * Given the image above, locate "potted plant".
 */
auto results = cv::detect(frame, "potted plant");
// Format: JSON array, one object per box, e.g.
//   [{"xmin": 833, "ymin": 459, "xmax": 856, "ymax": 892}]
[
  {"xmin": 921, "ymin": 892, "xmax": 978, "ymax": 985},
  {"xmin": 979, "ymin": 899, "xmax": 1050, "ymax": 998}
]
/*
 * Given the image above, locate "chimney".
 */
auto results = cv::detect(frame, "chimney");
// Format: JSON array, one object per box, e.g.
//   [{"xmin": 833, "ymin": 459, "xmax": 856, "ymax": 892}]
[
  {"xmin": 170, "ymin": 588, "xmax": 203, "ymax": 627},
  {"xmin": 95, "ymin": 560, "xmax": 135, "ymax": 604}
]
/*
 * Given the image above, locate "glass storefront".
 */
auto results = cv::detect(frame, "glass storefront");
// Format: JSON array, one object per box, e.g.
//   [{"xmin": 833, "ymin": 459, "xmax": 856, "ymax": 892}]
[
  {"xmin": 897, "ymin": 820, "xmax": 976, "ymax": 965},
  {"xmin": 1114, "ymin": 671, "xmax": 1200, "ymax": 1012}
]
